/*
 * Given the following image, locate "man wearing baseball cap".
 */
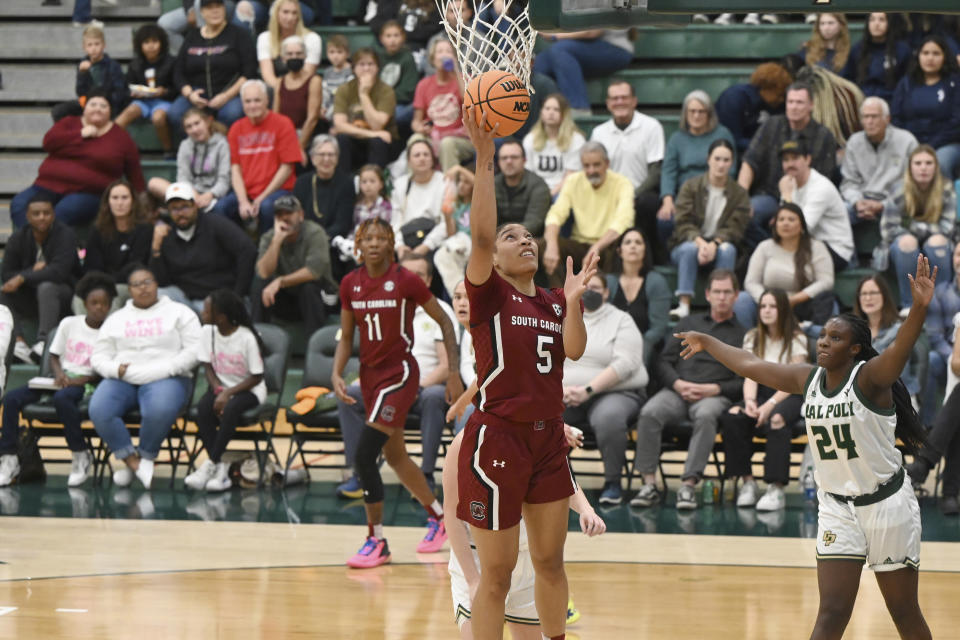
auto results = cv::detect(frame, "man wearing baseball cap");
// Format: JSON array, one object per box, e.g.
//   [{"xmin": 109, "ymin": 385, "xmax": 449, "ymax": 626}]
[{"xmin": 149, "ymin": 182, "xmax": 257, "ymax": 312}]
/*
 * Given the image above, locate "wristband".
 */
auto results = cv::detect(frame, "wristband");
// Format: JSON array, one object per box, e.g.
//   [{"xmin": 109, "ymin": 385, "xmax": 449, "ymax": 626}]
[{"xmin": 585, "ymin": 385, "xmax": 594, "ymax": 396}]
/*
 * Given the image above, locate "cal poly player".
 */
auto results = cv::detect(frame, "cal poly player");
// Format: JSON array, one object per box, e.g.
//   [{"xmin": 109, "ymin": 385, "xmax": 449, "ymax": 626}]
[
  {"xmin": 456, "ymin": 105, "xmax": 597, "ymax": 640},
  {"xmin": 676, "ymin": 255, "xmax": 934, "ymax": 640},
  {"xmin": 332, "ymin": 217, "xmax": 464, "ymax": 568}
]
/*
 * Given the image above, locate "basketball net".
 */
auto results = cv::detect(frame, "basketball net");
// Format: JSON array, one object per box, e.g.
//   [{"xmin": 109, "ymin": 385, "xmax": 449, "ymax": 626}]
[{"xmin": 434, "ymin": 0, "xmax": 537, "ymax": 91}]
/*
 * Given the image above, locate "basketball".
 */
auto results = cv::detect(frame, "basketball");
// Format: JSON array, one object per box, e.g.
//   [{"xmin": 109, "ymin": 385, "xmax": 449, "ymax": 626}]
[{"xmin": 463, "ymin": 70, "xmax": 530, "ymax": 137}]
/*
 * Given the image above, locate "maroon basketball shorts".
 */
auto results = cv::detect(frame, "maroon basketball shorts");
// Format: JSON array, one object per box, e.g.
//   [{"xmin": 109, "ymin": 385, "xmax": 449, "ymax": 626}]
[
  {"xmin": 360, "ymin": 358, "xmax": 420, "ymax": 429},
  {"xmin": 457, "ymin": 410, "xmax": 576, "ymax": 530}
]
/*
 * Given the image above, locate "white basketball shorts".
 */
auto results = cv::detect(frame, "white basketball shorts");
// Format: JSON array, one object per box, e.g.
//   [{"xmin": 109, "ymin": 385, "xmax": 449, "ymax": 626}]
[{"xmin": 449, "ymin": 546, "xmax": 539, "ymax": 628}]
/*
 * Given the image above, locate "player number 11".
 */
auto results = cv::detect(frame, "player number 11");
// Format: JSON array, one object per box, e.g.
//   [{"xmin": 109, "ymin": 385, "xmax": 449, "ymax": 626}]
[{"xmin": 364, "ymin": 313, "xmax": 382, "ymax": 341}]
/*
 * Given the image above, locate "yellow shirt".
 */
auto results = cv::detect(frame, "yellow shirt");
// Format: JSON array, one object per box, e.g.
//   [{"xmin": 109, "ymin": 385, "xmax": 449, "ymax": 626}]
[{"xmin": 544, "ymin": 170, "xmax": 635, "ymax": 244}]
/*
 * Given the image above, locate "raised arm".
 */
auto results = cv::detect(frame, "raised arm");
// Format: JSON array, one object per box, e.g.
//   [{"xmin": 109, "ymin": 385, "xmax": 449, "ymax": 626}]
[
  {"xmin": 462, "ymin": 105, "xmax": 498, "ymax": 287},
  {"xmin": 675, "ymin": 331, "xmax": 813, "ymax": 395}
]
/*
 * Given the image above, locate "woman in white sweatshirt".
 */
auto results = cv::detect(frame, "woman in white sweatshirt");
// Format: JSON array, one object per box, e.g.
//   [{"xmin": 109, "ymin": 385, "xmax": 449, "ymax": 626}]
[{"xmin": 89, "ymin": 266, "xmax": 202, "ymax": 489}]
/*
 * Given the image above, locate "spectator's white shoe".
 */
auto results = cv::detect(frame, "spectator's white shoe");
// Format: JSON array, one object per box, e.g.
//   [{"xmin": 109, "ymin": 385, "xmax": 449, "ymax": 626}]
[
  {"xmin": 113, "ymin": 466, "xmax": 133, "ymax": 487},
  {"xmin": 692, "ymin": 13, "xmax": 709, "ymax": 23},
  {"xmin": 736, "ymin": 480, "xmax": 759, "ymax": 507},
  {"xmin": 756, "ymin": 484, "xmax": 786, "ymax": 511},
  {"xmin": 761, "ymin": 13, "xmax": 779, "ymax": 24},
  {"xmin": 184, "ymin": 459, "xmax": 217, "ymax": 491},
  {"xmin": 669, "ymin": 303, "xmax": 690, "ymax": 320},
  {"xmin": 67, "ymin": 450, "xmax": 93, "ymax": 487},
  {"xmin": 72, "ymin": 19, "xmax": 104, "ymax": 28},
  {"xmin": 13, "ymin": 340, "xmax": 33, "ymax": 364},
  {"xmin": 0, "ymin": 454, "xmax": 19, "ymax": 487},
  {"xmin": 675, "ymin": 484, "xmax": 699, "ymax": 510},
  {"xmin": 135, "ymin": 459, "xmax": 154, "ymax": 490},
  {"xmin": 205, "ymin": 462, "xmax": 232, "ymax": 493},
  {"xmin": 714, "ymin": 13, "xmax": 734, "ymax": 25},
  {"xmin": 805, "ymin": 13, "xmax": 817, "ymax": 23},
  {"xmin": 743, "ymin": 13, "xmax": 760, "ymax": 25},
  {"xmin": 31, "ymin": 341, "xmax": 44, "ymax": 360}
]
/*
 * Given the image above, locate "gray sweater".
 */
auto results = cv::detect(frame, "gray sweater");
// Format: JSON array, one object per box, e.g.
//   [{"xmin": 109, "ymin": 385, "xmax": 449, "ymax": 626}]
[
  {"xmin": 176, "ymin": 132, "xmax": 231, "ymax": 199},
  {"xmin": 840, "ymin": 125, "xmax": 918, "ymax": 204}
]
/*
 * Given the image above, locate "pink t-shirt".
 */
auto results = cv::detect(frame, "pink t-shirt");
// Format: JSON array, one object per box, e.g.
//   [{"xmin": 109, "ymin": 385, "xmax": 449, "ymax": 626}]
[{"xmin": 413, "ymin": 74, "xmax": 466, "ymax": 139}]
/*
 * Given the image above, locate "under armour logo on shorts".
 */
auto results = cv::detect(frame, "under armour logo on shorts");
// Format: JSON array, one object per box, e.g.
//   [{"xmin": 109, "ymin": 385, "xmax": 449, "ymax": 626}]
[
  {"xmin": 470, "ymin": 501, "xmax": 486, "ymax": 521},
  {"xmin": 822, "ymin": 530, "xmax": 837, "ymax": 547},
  {"xmin": 492, "ymin": 459, "xmax": 506, "ymax": 468}
]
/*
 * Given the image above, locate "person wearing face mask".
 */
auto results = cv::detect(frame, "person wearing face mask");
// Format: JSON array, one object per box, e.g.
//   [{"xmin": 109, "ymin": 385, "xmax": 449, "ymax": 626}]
[
  {"xmin": 273, "ymin": 35, "xmax": 324, "ymax": 163},
  {"xmin": 561, "ymin": 272, "xmax": 647, "ymax": 506},
  {"xmin": 411, "ymin": 38, "xmax": 471, "ymax": 171}
]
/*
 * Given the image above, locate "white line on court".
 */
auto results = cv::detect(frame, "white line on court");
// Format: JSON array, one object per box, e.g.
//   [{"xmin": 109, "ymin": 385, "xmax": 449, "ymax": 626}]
[{"xmin": 55, "ymin": 608, "xmax": 87, "ymax": 613}]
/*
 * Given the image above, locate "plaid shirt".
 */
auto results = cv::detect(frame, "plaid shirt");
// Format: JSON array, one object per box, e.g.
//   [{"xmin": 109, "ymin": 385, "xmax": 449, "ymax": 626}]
[
  {"xmin": 743, "ymin": 115, "xmax": 838, "ymax": 198},
  {"xmin": 880, "ymin": 187, "xmax": 958, "ymax": 247}
]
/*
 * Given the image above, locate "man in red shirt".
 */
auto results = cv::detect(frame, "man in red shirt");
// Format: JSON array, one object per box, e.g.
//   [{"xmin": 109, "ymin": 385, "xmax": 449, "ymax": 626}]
[{"xmin": 218, "ymin": 79, "xmax": 303, "ymax": 233}]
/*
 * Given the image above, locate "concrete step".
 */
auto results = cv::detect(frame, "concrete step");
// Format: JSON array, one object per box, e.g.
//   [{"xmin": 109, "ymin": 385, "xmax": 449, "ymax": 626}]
[
  {"xmin": 0, "ymin": 65, "xmax": 77, "ymax": 103},
  {"xmin": 0, "ymin": 154, "xmax": 42, "ymax": 195},
  {"xmin": 0, "ymin": 23, "xmax": 139, "ymax": 60},
  {"xmin": 0, "ymin": 108, "xmax": 53, "ymax": 149},
  {"xmin": 0, "ymin": 0, "xmax": 160, "ymax": 20},
  {"xmin": 0, "ymin": 200, "xmax": 10, "ymax": 244}
]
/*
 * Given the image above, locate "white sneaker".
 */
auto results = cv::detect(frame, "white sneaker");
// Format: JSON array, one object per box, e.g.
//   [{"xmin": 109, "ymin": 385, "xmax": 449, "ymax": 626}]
[
  {"xmin": 669, "ymin": 303, "xmax": 690, "ymax": 320},
  {"xmin": 804, "ymin": 13, "xmax": 817, "ymax": 23},
  {"xmin": 184, "ymin": 459, "xmax": 217, "ymax": 491},
  {"xmin": 736, "ymin": 480, "xmax": 759, "ymax": 507},
  {"xmin": 691, "ymin": 13, "xmax": 709, "ymax": 23},
  {"xmin": 205, "ymin": 462, "xmax": 232, "ymax": 492},
  {"xmin": 714, "ymin": 13, "xmax": 734, "ymax": 25},
  {"xmin": 756, "ymin": 484, "xmax": 786, "ymax": 511},
  {"xmin": 760, "ymin": 13, "xmax": 779, "ymax": 23},
  {"xmin": 0, "ymin": 454, "xmax": 19, "ymax": 486},
  {"xmin": 13, "ymin": 340, "xmax": 33, "ymax": 364},
  {"xmin": 135, "ymin": 459, "xmax": 154, "ymax": 489},
  {"xmin": 67, "ymin": 450, "xmax": 93, "ymax": 487},
  {"xmin": 31, "ymin": 341, "xmax": 44, "ymax": 359},
  {"xmin": 743, "ymin": 13, "xmax": 760, "ymax": 24},
  {"xmin": 72, "ymin": 18, "xmax": 104, "ymax": 28},
  {"xmin": 113, "ymin": 466, "xmax": 133, "ymax": 487}
]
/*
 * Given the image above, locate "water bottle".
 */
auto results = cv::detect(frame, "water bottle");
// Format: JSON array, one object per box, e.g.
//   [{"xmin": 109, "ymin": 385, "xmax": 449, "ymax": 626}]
[
  {"xmin": 702, "ymin": 479, "xmax": 716, "ymax": 504},
  {"xmin": 802, "ymin": 470, "xmax": 817, "ymax": 502}
]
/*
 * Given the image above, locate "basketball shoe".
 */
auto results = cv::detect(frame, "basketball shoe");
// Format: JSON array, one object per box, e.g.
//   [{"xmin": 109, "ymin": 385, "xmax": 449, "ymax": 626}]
[
  {"xmin": 347, "ymin": 536, "xmax": 391, "ymax": 568},
  {"xmin": 416, "ymin": 517, "xmax": 447, "ymax": 553},
  {"xmin": 567, "ymin": 598, "xmax": 580, "ymax": 625}
]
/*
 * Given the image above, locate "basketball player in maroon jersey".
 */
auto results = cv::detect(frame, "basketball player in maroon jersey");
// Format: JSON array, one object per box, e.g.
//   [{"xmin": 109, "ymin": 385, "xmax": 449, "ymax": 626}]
[
  {"xmin": 332, "ymin": 218, "xmax": 464, "ymax": 568},
  {"xmin": 457, "ymin": 105, "xmax": 597, "ymax": 640}
]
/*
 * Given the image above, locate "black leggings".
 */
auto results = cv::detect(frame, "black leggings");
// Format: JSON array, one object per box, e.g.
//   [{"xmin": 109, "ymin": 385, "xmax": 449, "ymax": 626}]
[
  {"xmin": 720, "ymin": 388, "xmax": 804, "ymax": 486},
  {"xmin": 196, "ymin": 389, "xmax": 260, "ymax": 463}
]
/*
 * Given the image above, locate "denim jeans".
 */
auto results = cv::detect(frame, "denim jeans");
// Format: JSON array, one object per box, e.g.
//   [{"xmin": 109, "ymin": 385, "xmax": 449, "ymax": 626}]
[
  {"xmin": 72, "ymin": 0, "xmax": 91, "ymax": 22},
  {"xmin": 889, "ymin": 235, "xmax": 953, "ymax": 308},
  {"xmin": 923, "ymin": 349, "xmax": 947, "ymax": 427},
  {"xmin": 212, "ymin": 189, "xmax": 292, "ymax": 233},
  {"xmin": 89, "ymin": 377, "xmax": 191, "ymax": 460},
  {"xmin": 156, "ymin": 286, "xmax": 205, "ymax": 315},
  {"xmin": 936, "ymin": 142, "xmax": 960, "ymax": 180},
  {"xmin": 532, "ymin": 39, "xmax": 633, "ymax": 109},
  {"xmin": 454, "ymin": 403, "xmax": 475, "ymax": 435},
  {"xmin": 0, "ymin": 385, "xmax": 86, "ymax": 455},
  {"xmin": 10, "ymin": 185, "xmax": 100, "ymax": 228},
  {"xmin": 670, "ymin": 241, "xmax": 737, "ymax": 297},
  {"xmin": 733, "ymin": 290, "xmax": 757, "ymax": 328},
  {"xmin": 168, "ymin": 95, "xmax": 244, "ymax": 140}
]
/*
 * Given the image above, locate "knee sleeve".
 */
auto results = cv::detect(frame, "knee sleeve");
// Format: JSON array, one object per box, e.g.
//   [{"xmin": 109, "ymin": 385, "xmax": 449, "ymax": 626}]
[{"xmin": 354, "ymin": 425, "xmax": 390, "ymax": 504}]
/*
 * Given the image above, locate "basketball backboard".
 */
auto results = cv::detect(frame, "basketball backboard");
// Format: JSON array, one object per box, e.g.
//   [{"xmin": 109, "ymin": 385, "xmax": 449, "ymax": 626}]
[{"xmin": 530, "ymin": 0, "xmax": 960, "ymax": 31}]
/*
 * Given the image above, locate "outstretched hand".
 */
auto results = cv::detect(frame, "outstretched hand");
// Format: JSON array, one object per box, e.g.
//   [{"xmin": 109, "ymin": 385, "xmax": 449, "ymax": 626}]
[
  {"xmin": 563, "ymin": 252, "xmax": 599, "ymax": 305},
  {"xmin": 675, "ymin": 331, "xmax": 709, "ymax": 360},
  {"xmin": 907, "ymin": 254, "xmax": 937, "ymax": 308},
  {"xmin": 461, "ymin": 104, "xmax": 498, "ymax": 160}
]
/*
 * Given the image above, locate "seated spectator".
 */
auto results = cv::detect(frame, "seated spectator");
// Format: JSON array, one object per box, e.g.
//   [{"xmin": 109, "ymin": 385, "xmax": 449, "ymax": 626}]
[
  {"xmin": 1, "ymin": 194, "xmax": 78, "ymax": 363},
  {"xmin": 252, "ymin": 195, "xmax": 333, "ymax": 337},
  {"xmin": 332, "ymin": 47, "xmax": 402, "ymax": 170},
  {"xmin": 853, "ymin": 274, "xmax": 922, "ymax": 395},
  {"xmin": 798, "ymin": 12, "xmax": 850, "ymax": 74},
  {"xmin": 493, "ymin": 140, "xmax": 551, "ymax": 236},
  {"xmin": 605, "ymin": 228, "xmax": 670, "ymax": 367},
  {"xmin": 0, "ymin": 273, "xmax": 114, "ymax": 488},
  {"xmin": 522, "ymin": 93, "xmax": 586, "ymax": 199},
  {"xmin": 273, "ymin": 35, "xmax": 324, "ymax": 160},
  {"xmin": 375, "ymin": 21, "xmax": 418, "ymax": 127},
  {"xmin": 562, "ymin": 272, "xmax": 648, "ymax": 506},
  {"xmin": 543, "ymin": 141, "xmax": 634, "ymax": 286},
  {"xmin": 244, "ymin": 0, "xmax": 320, "ymax": 31},
  {"xmin": 83, "ymin": 180, "xmax": 153, "ymax": 309},
  {"xmin": 777, "ymin": 139, "xmax": 854, "ymax": 272},
  {"xmin": 716, "ymin": 62, "xmax": 791, "ymax": 156},
  {"xmin": 115, "ymin": 24, "xmax": 175, "ymax": 158},
  {"xmin": 657, "ymin": 90, "xmax": 736, "ymax": 244},
  {"xmin": 147, "ymin": 107, "xmax": 231, "ymax": 214},
  {"xmin": 669, "ymin": 139, "xmax": 750, "ymax": 319},
  {"xmin": 734, "ymin": 203, "xmax": 835, "ymax": 328},
  {"xmin": 11, "ymin": 92, "xmax": 144, "ymax": 228},
  {"xmin": 842, "ymin": 12, "xmax": 911, "ymax": 104},
  {"xmin": 168, "ymin": 0, "xmax": 258, "ymax": 138},
  {"xmin": 450, "ymin": 279, "xmax": 475, "ymax": 434},
  {"xmin": 220, "ymin": 80, "xmax": 301, "ymax": 233},
  {"xmin": 353, "ymin": 164, "xmax": 392, "ymax": 232},
  {"xmin": 924, "ymin": 243, "xmax": 960, "ymax": 426},
  {"xmin": 533, "ymin": 29, "xmax": 633, "ymax": 114},
  {"xmin": 158, "ymin": 0, "xmax": 246, "ymax": 53},
  {"xmin": 150, "ymin": 183, "xmax": 256, "ymax": 313},
  {"xmin": 293, "ymin": 134, "xmax": 355, "ymax": 240},
  {"xmin": 368, "ymin": 0, "xmax": 442, "ymax": 64},
  {"xmin": 840, "ymin": 97, "xmax": 918, "ymax": 231},
  {"xmin": 878, "ymin": 145, "xmax": 956, "ymax": 310},
  {"xmin": 321, "ymin": 35, "xmax": 354, "ymax": 125},
  {"xmin": 90, "ymin": 265, "xmax": 201, "ymax": 490},
  {"xmin": 411, "ymin": 39, "xmax": 472, "ymax": 171},
  {"xmin": 631, "ymin": 269, "xmax": 746, "ymax": 510},
  {"xmin": 433, "ymin": 165, "xmax": 473, "ymax": 297},
  {"xmin": 907, "ymin": 310, "xmax": 960, "ymax": 514},
  {"xmin": 891, "ymin": 36, "xmax": 960, "ymax": 180},
  {"xmin": 257, "ymin": 0, "xmax": 321, "ymax": 89},
  {"xmin": 52, "ymin": 24, "xmax": 128, "ymax": 122},
  {"xmin": 721, "ymin": 289, "xmax": 807, "ymax": 512},
  {"xmin": 590, "ymin": 80, "xmax": 665, "ymax": 259},
  {"xmin": 737, "ymin": 82, "xmax": 838, "ymax": 236},
  {"xmin": 390, "ymin": 139, "xmax": 445, "ymax": 260},
  {"xmin": 184, "ymin": 288, "xmax": 266, "ymax": 493},
  {"xmin": 905, "ymin": 13, "xmax": 960, "ymax": 63}
]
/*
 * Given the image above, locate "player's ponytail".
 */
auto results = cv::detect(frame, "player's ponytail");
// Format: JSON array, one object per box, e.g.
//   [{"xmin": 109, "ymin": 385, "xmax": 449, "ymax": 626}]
[{"xmin": 838, "ymin": 313, "xmax": 926, "ymax": 455}]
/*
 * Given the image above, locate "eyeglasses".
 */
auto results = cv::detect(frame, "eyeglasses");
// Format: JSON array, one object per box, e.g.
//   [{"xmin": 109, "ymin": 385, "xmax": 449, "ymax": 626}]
[
  {"xmin": 311, "ymin": 151, "xmax": 337, "ymax": 158},
  {"xmin": 169, "ymin": 203, "xmax": 194, "ymax": 213},
  {"xmin": 129, "ymin": 278, "xmax": 155, "ymax": 289}
]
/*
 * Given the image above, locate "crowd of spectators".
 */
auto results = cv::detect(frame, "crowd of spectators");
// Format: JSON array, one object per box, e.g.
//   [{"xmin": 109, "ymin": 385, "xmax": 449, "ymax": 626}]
[{"xmin": 6, "ymin": 6, "xmax": 960, "ymax": 514}]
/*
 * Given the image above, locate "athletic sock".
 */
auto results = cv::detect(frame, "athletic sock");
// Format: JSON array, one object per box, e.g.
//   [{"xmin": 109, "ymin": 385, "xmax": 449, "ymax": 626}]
[
  {"xmin": 426, "ymin": 500, "xmax": 443, "ymax": 520},
  {"xmin": 368, "ymin": 523, "xmax": 384, "ymax": 539},
  {"xmin": 542, "ymin": 634, "xmax": 564, "ymax": 640}
]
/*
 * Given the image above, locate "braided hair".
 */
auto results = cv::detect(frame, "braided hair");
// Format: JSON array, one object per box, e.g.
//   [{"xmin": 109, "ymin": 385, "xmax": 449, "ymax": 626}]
[
  {"xmin": 354, "ymin": 217, "xmax": 395, "ymax": 265},
  {"xmin": 208, "ymin": 288, "xmax": 265, "ymax": 356},
  {"xmin": 835, "ymin": 313, "xmax": 926, "ymax": 455}
]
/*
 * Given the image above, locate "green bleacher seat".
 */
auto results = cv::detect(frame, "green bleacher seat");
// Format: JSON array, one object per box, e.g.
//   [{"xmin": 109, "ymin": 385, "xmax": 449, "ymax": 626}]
[
  {"xmin": 586, "ymin": 67, "xmax": 753, "ymax": 107},
  {"xmin": 834, "ymin": 267, "xmax": 900, "ymax": 310},
  {"xmin": 311, "ymin": 26, "xmax": 376, "ymax": 62},
  {"xmin": 142, "ymin": 159, "xmax": 177, "ymax": 183},
  {"xmin": 332, "ymin": 0, "xmax": 362, "ymax": 18},
  {"xmin": 129, "ymin": 121, "xmax": 164, "ymax": 153}
]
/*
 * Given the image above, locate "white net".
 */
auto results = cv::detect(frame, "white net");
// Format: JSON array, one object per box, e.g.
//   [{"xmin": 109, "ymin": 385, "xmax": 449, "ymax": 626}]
[{"xmin": 434, "ymin": 0, "xmax": 537, "ymax": 89}]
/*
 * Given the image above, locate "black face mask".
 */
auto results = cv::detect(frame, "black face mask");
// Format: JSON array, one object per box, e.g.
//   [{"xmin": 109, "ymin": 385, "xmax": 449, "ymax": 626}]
[
  {"xmin": 286, "ymin": 58, "xmax": 305, "ymax": 72},
  {"xmin": 582, "ymin": 290, "xmax": 603, "ymax": 312}
]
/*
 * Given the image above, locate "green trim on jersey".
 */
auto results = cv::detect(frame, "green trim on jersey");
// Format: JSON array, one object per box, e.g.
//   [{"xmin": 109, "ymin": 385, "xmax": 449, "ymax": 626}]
[
  {"xmin": 816, "ymin": 553, "xmax": 867, "ymax": 562},
  {"xmin": 818, "ymin": 363, "xmax": 857, "ymax": 398},
  {"xmin": 852, "ymin": 368, "xmax": 896, "ymax": 416},
  {"xmin": 455, "ymin": 604, "xmax": 471, "ymax": 623},
  {"xmin": 504, "ymin": 614, "xmax": 541, "ymax": 625},
  {"xmin": 802, "ymin": 366, "xmax": 819, "ymax": 397}
]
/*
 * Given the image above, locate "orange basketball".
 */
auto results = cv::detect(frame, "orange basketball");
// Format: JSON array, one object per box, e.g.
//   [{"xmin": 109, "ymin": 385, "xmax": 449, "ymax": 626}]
[{"xmin": 463, "ymin": 70, "xmax": 530, "ymax": 137}]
